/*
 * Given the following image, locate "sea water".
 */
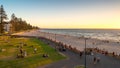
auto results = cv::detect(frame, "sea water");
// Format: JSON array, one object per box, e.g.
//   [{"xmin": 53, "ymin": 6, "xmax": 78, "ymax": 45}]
[{"xmin": 40, "ymin": 29, "xmax": 120, "ymax": 42}]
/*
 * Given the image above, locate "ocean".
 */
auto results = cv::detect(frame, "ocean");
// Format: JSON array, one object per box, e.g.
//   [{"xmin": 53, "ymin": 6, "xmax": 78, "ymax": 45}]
[{"xmin": 40, "ymin": 29, "xmax": 120, "ymax": 42}]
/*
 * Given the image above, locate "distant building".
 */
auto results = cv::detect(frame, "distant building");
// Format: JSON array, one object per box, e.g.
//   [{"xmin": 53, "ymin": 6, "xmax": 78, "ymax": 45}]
[{"xmin": 3, "ymin": 22, "xmax": 12, "ymax": 34}]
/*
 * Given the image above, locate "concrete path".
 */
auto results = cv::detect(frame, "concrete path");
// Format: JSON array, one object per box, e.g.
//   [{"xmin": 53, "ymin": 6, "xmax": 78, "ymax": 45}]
[{"xmin": 38, "ymin": 38, "xmax": 120, "ymax": 68}]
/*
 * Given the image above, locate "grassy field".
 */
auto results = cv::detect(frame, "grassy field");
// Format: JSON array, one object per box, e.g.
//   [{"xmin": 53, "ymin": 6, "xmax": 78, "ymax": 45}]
[{"xmin": 0, "ymin": 36, "xmax": 66, "ymax": 68}]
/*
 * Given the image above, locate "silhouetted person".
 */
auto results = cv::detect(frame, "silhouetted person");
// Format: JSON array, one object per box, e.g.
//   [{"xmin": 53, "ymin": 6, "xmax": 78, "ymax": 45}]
[
  {"xmin": 97, "ymin": 57, "xmax": 100, "ymax": 63},
  {"xmin": 105, "ymin": 51, "xmax": 108, "ymax": 55},
  {"xmin": 20, "ymin": 48, "xmax": 23, "ymax": 54},
  {"xmin": 42, "ymin": 54, "xmax": 49, "ymax": 58},
  {"xmin": 79, "ymin": 51, "xmax": 83, "ymax": 58},
  {"xmin": 113, "ymin": 52, "xmax": 115, "ymax": 56},
  {"xmin": 93, "ymin": 56, "xmax": 97, "ymax": 64}
]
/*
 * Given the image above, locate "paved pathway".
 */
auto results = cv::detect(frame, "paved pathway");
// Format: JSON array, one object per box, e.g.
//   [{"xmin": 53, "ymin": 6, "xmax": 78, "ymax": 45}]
[{"xmin": 38, "ymin": 38, "xmax": 120, "ymax": 68}]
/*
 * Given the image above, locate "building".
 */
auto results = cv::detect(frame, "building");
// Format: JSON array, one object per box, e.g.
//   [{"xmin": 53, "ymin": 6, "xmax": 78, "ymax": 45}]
[{"xmin": 3, "ymin": 22, "xmax": 12, "ymax": 34}]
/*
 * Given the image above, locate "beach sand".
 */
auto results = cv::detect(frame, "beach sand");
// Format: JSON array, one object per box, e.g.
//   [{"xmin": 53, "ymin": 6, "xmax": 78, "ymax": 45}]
[{"xmin": 12, "ymin": 30, "xmax": 120, "ymax": 55}]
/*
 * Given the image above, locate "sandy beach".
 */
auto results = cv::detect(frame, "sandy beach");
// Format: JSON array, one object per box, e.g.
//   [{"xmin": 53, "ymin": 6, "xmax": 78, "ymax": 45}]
[{"xmin": 12, "ymin": 30, "xmax": 120, "ymax": 55}]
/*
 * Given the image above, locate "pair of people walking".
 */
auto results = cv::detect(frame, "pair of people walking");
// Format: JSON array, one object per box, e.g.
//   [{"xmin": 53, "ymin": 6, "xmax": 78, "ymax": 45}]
[{"xmin": 93, "ymin": 56, "xmax": 100, "ymax": 64}]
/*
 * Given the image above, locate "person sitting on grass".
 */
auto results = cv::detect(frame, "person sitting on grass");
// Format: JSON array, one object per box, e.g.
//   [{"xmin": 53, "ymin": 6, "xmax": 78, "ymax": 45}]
[
  {"xmin": 23, "ymin": 50, "xmax": 27, "ymax": 57},
  {"xmin": 62, "ymin": 46, "xmax": 66, "ymax": 51},
  {"xmin": 34, "ymin": 48, "xmax": 37, "ymax": 54},
  {"xmin": 17, "ymin": 48, "xmax": 24, "ymax": 58},
  {"xmin": 42, "ymin": 53, "xmax": 49, "ymax": 58},
  {"xmin": 20, "ymin": 48, "xmax": 23, "ymax": 55}
]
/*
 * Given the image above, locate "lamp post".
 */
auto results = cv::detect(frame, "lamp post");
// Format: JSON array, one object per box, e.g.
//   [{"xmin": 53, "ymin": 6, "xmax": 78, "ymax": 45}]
[
  {"xmin": 43, "ymin": 32, "xmax": 44, "ymax": 37},
  {"xmin": 49, "ymin": 32, "xmax": 50, "ymax": 40},
  {"xmin": 84, "ymin": 38, "xmax": 88, "ymax": 68},
  {"xmin": 55, "ymin": 34, "xmax": 56, "ymax": 42}
]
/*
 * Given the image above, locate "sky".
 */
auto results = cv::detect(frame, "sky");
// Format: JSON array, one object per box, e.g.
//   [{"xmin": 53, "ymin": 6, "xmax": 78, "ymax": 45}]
[{"xmin": 0, "ymin": 0, "xmax": 120, "ymax": 29}]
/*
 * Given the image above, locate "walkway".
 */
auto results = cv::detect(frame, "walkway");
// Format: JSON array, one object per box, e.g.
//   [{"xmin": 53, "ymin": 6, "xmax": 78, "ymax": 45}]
[{"xmin": 38, "ymin": 38, "xmax": 120, "ymax": 68}]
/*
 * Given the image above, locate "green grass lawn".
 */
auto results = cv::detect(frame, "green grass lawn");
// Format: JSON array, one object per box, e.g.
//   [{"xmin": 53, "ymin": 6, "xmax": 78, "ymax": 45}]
[{"xmin": 0, "ymin": 36, "xmax": 66, "ymax": 68}]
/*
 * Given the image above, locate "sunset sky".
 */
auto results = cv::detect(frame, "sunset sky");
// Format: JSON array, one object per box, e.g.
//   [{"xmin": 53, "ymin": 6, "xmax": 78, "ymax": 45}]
[{"xmin": 0, "ymin": 0, "xmax": 120, "ymax": 29}]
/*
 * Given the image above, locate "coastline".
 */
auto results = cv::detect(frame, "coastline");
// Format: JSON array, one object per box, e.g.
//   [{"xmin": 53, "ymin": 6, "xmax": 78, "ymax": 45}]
[{"xmin": 12, "ymin": 29, "xmax": 120, "ymax": 55}]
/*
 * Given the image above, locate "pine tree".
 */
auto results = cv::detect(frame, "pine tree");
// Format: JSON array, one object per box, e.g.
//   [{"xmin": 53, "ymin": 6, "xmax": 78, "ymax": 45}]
[
  {"xmin": 0, "ymin": 5, "xmax": 8, "ymax": 34},
  {"xmin": 10, "ymin": 13, "xmax": 16, "ymax": 33}
]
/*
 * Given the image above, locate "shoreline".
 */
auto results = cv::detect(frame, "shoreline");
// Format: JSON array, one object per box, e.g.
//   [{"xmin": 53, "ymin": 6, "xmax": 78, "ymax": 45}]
[{"xmin": 12, "ymin": 30, "xmax": 120, "ymax": 55}]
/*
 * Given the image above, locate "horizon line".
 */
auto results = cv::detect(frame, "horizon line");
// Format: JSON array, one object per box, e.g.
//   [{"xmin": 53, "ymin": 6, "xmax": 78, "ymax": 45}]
[{"xmin": 40, "ymin": 28, "xmax": 120, "ymax": 30}]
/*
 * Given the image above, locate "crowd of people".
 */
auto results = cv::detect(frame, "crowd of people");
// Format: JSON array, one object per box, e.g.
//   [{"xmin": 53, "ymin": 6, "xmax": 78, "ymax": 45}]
[
  {"xmin": 17, "ymin": 43, "xmax": 38, "ymax": 58},
  {"xmin": 33, "ymin": 36, "xmax": 120, "ymax": 65},
  {"xmin": 17, "ymin": 36, "xmax": 120, "ymax": 65},
  {"xmin": 93, "ymin": 47, "xmax": 119, "ymax": 57}
]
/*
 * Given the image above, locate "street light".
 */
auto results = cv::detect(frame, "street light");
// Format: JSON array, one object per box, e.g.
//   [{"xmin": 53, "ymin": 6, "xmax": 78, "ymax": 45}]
[
  {"xmin": 55, "ymin": 34, "xmax": 56, "ymax": 42},
  {"xmin": 48, "ymin": 32, "xmax": 50, "ymax": 40},
  {"xmin": 43, "ymin": 32, "xmax": 45, "ymax": 38},
  {"xmin": 84, "ymin": 38, "xmax": 88, "ymax": 68}
]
